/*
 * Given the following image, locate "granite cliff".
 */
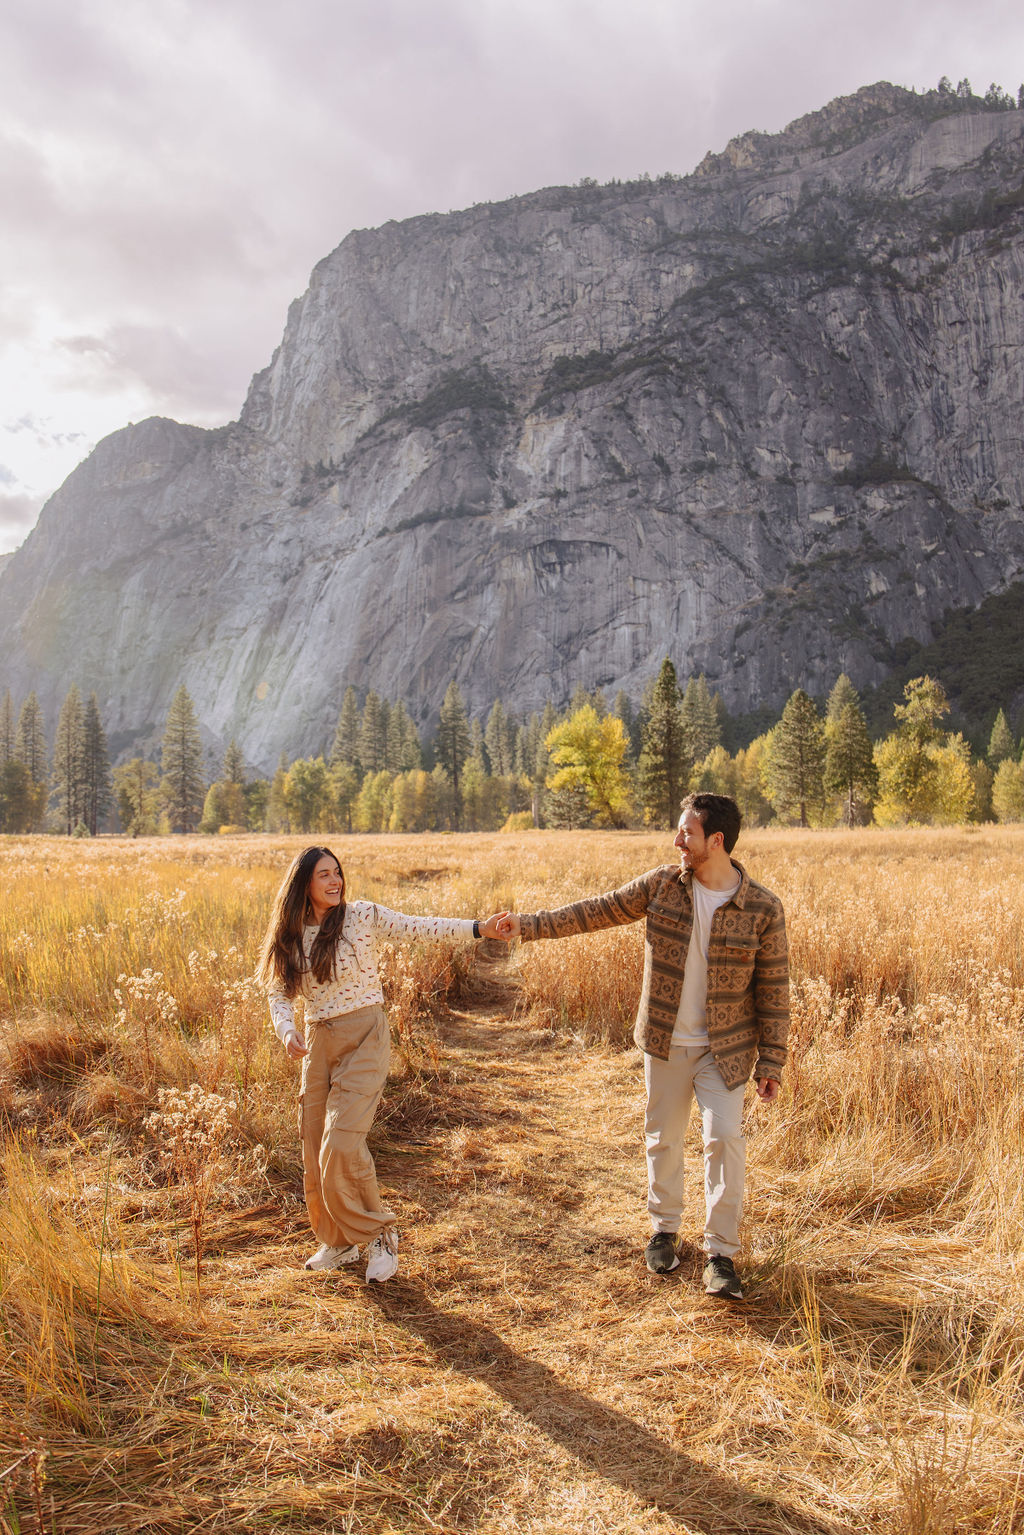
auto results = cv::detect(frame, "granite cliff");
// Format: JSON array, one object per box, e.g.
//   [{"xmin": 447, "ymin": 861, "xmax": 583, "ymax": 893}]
[{"xmin": 2, "ymin": 82, "xmax": 1023, "ymax": 769}]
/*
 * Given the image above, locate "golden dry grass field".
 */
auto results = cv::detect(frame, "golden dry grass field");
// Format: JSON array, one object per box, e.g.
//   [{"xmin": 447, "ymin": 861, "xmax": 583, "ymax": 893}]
[{"xmin": 1, "ymin": 826, "xmax": 1023, "ymax": 1535}]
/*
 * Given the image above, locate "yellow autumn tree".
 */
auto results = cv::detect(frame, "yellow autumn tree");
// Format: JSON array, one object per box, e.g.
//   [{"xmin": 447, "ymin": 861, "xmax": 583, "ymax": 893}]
[{"xmin": 545, "ymin": 705, "xmax": 632, "ymax": 827}]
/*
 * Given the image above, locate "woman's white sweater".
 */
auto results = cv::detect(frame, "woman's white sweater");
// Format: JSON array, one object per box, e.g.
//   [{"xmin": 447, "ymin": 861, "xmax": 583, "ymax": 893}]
[{"xmin": 266, "ymin": 900, "xmax": 476, "ymax": 1041}]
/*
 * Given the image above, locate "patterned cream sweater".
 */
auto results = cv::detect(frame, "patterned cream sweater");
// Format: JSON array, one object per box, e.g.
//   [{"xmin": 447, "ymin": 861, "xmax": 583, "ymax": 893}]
[{"xmin": 266, "ymin": 901, "xmax": 476, "ymax": 1041}]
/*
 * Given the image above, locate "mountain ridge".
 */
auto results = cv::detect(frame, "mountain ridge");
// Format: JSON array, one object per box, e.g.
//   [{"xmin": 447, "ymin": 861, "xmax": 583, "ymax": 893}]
[{"xmin": 2, "ymin": 81, "xmax": 1023, "ymax": 771}]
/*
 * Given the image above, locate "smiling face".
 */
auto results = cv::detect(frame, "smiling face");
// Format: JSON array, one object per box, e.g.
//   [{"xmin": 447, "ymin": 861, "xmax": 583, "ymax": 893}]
[
  {"xmin": 307, "ymin": 853, "xmax": 344, "ymax": 924},
  {"xmin": 674, "ymin": 807, "xmax": 728, "ymax": 879}
]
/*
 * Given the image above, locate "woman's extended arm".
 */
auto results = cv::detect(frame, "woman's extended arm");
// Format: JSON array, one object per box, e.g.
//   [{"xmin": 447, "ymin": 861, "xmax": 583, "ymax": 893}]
[{"xmin": 368, "ymin": 906, "xmax": 512, "ymax": 942}]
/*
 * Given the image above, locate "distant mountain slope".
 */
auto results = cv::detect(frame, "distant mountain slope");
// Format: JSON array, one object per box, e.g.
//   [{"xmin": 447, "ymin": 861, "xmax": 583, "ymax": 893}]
[{"xmin": 1, "ymin": 82, "xmax": 1023, "ymax": 770}]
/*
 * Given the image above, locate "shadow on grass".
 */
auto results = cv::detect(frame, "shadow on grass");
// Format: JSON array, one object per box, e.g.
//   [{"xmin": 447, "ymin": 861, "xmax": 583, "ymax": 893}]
[{"xmin": 366, "ymin": 1278, "xmax": 855, "ymax": 1535}]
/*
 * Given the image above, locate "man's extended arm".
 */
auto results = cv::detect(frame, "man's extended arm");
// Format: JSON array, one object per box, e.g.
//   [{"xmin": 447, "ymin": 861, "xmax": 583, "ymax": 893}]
[{"xmin": 500, "ymin": 869, "xmax": 661, "ymax": 943}]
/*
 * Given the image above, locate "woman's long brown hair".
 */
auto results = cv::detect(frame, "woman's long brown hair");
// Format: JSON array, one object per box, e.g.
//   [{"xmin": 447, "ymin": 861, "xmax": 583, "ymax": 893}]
[{"xmin": 257, "ymin": 846, "xmax": 348, "ymax": 997}]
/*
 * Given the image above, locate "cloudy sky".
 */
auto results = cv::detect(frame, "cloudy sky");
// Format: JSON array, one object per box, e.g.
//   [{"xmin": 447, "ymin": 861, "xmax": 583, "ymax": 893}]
[{"xmin": 2, "ymin": 0, "xmax": 1021, "ymax": 553}]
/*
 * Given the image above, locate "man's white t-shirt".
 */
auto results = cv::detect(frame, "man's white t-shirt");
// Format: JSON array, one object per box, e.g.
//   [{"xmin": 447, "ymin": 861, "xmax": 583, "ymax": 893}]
[{"xmin": 672, "ymin": 874, "xmax": 742, "ymax": 1047}]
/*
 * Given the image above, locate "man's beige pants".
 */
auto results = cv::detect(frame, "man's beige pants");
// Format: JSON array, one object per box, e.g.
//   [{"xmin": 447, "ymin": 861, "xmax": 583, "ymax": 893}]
[
  {"xmin": 299, "ymin": 1003, "xmax": 395, "ymax": 1248},
  {"xmin": 643, "ymin": 1043, "xmax": 746, "ymax": 1258}
]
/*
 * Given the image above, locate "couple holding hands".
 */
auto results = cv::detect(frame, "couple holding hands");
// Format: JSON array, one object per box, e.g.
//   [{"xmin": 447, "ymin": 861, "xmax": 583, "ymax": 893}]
[{"xmin": 259, "ymin": 792, "xmax": 789, "ymax": 1298}]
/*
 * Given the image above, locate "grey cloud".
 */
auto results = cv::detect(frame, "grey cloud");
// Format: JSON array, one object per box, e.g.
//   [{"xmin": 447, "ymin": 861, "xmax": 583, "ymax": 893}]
[
  {"xmin": 58, "ymin": 324, "xmax": 242, "ymax": 418},
  {"xmin": 2, "ymin": 0, "xmax": 1024, "ymax": 522},
  {"xmin": 1, "ymin": 0, "xmax": 140, "ymax": 114},
  {"xmin": 0, "ymin": 490, "xmax": 44, "ymax": 548},
  {"xmin": 7, "ymin": 416, "xmax": 87, "ymax": 448}
]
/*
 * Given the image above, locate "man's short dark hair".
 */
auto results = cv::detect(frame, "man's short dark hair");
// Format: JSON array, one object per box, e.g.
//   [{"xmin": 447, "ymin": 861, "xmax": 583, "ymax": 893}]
[{"xmin": 680, "ymin": 792, "xmax": 742, "ymax": 854}]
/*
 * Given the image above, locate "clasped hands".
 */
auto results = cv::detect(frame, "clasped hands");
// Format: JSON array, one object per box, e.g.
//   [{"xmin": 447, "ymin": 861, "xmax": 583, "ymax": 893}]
[{"xmin": 480, "ymin": 911, "xmax": 521, "ymax": 941}]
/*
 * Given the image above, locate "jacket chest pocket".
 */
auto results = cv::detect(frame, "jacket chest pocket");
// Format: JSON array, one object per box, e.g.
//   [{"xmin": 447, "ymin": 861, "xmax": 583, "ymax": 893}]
[
  {"xmin": 647, "ymin": 895, "xmax": 686, "ymax": 928},
  {"xmin": 721, "ymin": 934, "xmax": 758, "ymax": 971}
]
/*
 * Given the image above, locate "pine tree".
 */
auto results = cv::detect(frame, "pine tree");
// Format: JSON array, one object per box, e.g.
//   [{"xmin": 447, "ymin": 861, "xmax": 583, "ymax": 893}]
[
  {"xmin": 510, "ymin": 720, "xmax": 527, "ymax": 777},
  {"xmin": 680, "ymin": 675, "xmax": 720, "ymax": 766},
  {"xmin": 199, "ymin": 782, "xmax": 232, "ymax": 835},
  {"xmin": 546, "ymin": 782, "xmax": 591, "ymax": 829},
  {"xmin": 436, "ymin": 682, "xmax": 471, "ymax": 825},
  {"xmin": 15, "ymin": 692, "xmax": 47, "ymax": 785},
  {"xmin": 825, "ymin": 703, "xmax": 878, "ymax": 826},
  {"xmin": 330, "ymin": 760, "xmax": 361, "ymax": 832},
  {"xmin": 243, "ymin": 778, "xmax": 270, "ymax": 831},
  {"xmin": 970, "ymin": 759, "xmax": 994, "ymax": 823},
  {"xmin": 825, "ymin": 673, "xmax": 859, "ymax": 722},
  {"xmin": 636, "ymin": 659, "xmax": 688, "ymax": 828},
  {"xmin": 460, "ymin": 730, "xmax": 492, "ymax": 831},
  {"xmin": 358, "ymin": 692, "xmax": 388, "ymax": 774},
  {"xmin": 987, "ymin": 709, "xmax": 1016, "ymax": 766},
  {"xmin": 764, "ymin": 689, "xmax": 826, "ymax": 827},
  {"xmin": 331, "ymin": 686, "xmax": 362, "ymax": 772},
  {"xmin": 0, "ymin": 693, "xmax": 32, "ymax": 833},
  {"xmin": 223, "ymin": 740, "xmax": 246, "ymax": 784},
  {"xmin": 569, "ymin": 683, "xmax": 594, "ymax": 716},
  {"xmin": 161, "ymin": 685, "xmax": 205, "ymax": 832},
  {"xmin": 0, "ymin": 758, "xmax": 33, "ymax": 832},
  {"xmin": 823, "ymin": 676, "xmax": 877, "ymax": 826},
  {"xmin": 81, "ymin": 694, "xmax": 113, "ymax": 835},
  {"xmin": 612, "ymin": 690, "xmax": 639, "ymax": 761},
  {"xmin": 468, "ymin": 717, "xmax": 488, "ymax": 773},
  {"xmin": 53, "ymin": 685, "xmax": 86, "ymax": 834},
  {"xmin": 0, "ymin": 691, "xmax": 14, "ymax": 767},
  {"xmin": 385, "ymin": 700, "xmax": 421, "ymax": 772},
  {"xmin": 15, "ymin": 692, "xmax": 48, "ymax": 831},
  {"xmin": 485, "ymin": 700, "xmax": 516, "ymax": 777},
  {"xmin": 519, "ymin": 707, "xmax": 550, "ymax": 825}
]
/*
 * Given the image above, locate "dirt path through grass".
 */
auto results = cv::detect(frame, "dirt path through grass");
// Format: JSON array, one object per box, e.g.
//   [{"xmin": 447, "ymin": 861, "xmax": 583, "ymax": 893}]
[{"xmin": 190, "ymin": 965, "xmax": 856, "ymax": 1534}]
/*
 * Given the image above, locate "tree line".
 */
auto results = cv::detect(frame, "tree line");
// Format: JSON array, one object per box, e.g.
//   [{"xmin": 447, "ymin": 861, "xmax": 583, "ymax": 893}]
[{"xmin": 2, "ymin": 665, "xmax": 1024, "ymax": 836}]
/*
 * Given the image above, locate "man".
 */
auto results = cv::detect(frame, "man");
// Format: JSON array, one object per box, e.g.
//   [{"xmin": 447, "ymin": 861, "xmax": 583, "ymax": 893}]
[{"xmin": 499, "ymin": 792, "xmax": 788, "ymax": 1299}]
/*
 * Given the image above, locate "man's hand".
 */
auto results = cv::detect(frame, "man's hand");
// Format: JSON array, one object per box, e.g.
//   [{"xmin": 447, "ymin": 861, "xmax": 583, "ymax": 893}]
[
  {"xmin": 755, "ymin": 1076, "xmax": 780, "ymax": 1103},
  {"xmin": 493, "ymin": 912, "xmax": 521, "ymax": 940},
  {"xmin": 284, "ymin": 1030, "xmax": 308, "ymax": 1059}
]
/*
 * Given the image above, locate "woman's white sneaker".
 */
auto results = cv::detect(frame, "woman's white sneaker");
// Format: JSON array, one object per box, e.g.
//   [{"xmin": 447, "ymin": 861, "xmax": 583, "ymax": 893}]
[
  {"xmin": 365, "ymin": 1228, "xmax": 399, "ymax": 1283},
  {"xmin": 304, "ymin": 1242, "xmax": 359, "ymax": 1271}
]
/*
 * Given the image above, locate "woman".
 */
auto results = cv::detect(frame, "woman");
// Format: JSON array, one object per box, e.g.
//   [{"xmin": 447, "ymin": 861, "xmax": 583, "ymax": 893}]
[{"xmin": 259, "ymin": 845, "xmax": 508, "ymax": 1282}]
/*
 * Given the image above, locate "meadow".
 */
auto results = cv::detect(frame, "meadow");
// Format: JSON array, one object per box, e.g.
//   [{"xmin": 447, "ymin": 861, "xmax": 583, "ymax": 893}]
[{"xmin": 1, "ymin": 826, "xmax": 1023, "ymax": 1535}]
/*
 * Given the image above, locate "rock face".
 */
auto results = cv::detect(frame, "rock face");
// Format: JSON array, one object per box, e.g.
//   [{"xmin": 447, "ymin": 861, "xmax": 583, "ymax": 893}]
[{"xmin": 2, "ymin": 83, "xmax": 1024, "ymax": 770}]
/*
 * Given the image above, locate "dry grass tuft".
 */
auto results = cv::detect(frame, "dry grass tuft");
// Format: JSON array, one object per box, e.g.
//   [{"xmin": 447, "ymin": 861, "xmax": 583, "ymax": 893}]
[{"xmin": 2, "ymin": 827, "xmax": 1024, "ymax": 1532}]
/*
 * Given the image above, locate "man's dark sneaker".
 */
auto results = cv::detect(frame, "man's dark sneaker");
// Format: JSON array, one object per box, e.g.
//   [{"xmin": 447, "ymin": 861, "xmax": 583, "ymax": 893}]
[
  {"xmin": 703, "ymin": 1253, "xmax": 744, "ymax": 1299},
  {"xmin": 645, "ymin": 1232, "xmax": 681, "ymax": 1274}
]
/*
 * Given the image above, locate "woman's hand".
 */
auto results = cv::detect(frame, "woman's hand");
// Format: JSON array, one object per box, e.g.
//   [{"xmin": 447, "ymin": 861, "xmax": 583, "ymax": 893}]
[
  {"xmin": 284, "ymin": 1029, "xmax": 309, "ymax": 1059},
  {"xmin": 479, "ymin": 911, "xmax": 518, "ymax": 941},
  {"xmin": 480, "ymin": 911, "xmax": 520, "ymax": 941}
]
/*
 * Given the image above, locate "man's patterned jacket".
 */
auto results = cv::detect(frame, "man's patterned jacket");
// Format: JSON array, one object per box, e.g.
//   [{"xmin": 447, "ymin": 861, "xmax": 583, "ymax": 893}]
[{"xmin": 519, "ymin": 860, "xmax": 789, "ymax": 1089}]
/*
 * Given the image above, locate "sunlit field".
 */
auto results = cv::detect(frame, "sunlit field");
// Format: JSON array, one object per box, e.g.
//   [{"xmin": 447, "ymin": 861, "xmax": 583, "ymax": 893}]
[{"xmin": 2, "ymin": 826, "xmax": 1023, "ymax": 1534}]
